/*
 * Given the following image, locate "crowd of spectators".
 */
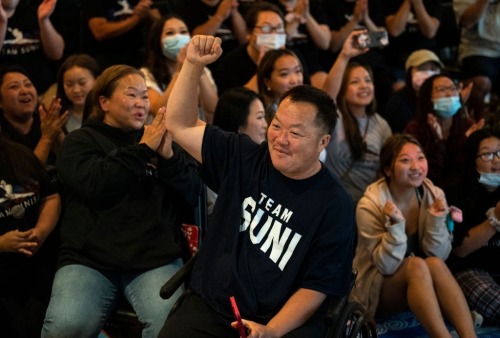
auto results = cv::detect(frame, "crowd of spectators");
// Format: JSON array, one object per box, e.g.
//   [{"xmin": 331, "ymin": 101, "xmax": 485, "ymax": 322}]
[{"xmin": 1, "ymin": 0, "xmax": 499, "ymax": 337}]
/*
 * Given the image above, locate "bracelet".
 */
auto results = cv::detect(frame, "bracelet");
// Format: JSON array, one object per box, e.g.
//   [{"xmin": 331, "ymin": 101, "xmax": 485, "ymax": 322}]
[{"xmin": 485, "ymin": 207, "xmax": 500, "ymax": 231}]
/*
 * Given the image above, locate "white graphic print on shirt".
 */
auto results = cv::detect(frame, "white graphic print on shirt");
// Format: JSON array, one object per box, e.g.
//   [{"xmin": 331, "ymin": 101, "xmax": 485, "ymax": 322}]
[{"xmin": 241, "ymin": 193, "xmax": 302, "ymax": 271}]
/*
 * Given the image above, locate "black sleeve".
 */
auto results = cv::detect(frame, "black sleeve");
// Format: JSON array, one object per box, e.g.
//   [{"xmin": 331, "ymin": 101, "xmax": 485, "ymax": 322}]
[
  {"xmin": 57, "ymin": 130, "xmax": 156, "ymax": 203},
  {"xmin": 157, "ymin": 143, "xmax": 203, "ymax": 208}
]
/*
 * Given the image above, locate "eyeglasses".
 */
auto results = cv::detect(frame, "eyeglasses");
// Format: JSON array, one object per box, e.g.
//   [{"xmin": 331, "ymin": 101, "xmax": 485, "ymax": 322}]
[
  {"xmin": 255, "ymin": 24, "xmax": 285, "ymax": 34},
  {"xmin": 477, "ymin": 150, "xmax": 500, "ymax": 162},
  {"xmin": 433, "ymin": 85, "xmax": 458, "ymax": 94}
]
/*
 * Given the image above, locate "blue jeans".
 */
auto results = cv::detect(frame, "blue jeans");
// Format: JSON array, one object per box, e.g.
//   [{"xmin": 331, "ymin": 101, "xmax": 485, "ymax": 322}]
[{"xmin": 41, "ymin": 260, "xmax": 183, "ymax": 338}]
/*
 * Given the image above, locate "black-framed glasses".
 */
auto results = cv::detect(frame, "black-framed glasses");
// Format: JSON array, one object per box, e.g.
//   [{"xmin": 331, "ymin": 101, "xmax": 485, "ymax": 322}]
[
  {"xmin": 477, "ymin": 150, "xmax": 500, "ymax": 162},
  {"xmin": 255, "ymin": 24, "xmax": 285, "ymax": 34}
]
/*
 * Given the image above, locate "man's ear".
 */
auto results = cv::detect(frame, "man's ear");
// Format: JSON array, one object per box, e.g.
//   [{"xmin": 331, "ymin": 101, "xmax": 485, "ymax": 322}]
[{"xmin": 319, "ymin": 134, "xmax": 331, "ymax": 150}]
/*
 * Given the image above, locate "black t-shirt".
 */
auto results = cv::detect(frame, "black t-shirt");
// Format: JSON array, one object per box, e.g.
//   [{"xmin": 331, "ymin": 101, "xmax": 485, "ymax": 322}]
[
  {"xmin": 0, "ymin": 152, "xmax": 56, "ymax": 272},
  {"xmin": 384, "ymin": 88, "xmax": 416, "ymax": 133},
  {"xmin": 265, "ymin": 0, "xmax": 329, "ymax": 74},
  {"xmin": 320, "ymin": 0, "xmax": 387, "ymax": 73},
  {"xmin": 215, "ymin": 44, "xmax": 256, "ymax": 94},
  {"xmin": 0, "ymin": 1, "xmax": 54, "ymax": 93},
  {"xmin": 324, "ymin": 0, "xmax": 385, "ymax": 30},
  {"xmin": 382, "ymin": 0, "xmax": 442, "ymax": 67},
  {"xmin": 82, "ymin": 0, "xmax": 148, "ymax": 68},
  {"xmin": 0, "ymin": 112, "xmax": 42, "ymax": 152},
  {"xmin": 446, "ymin": 181, "xmax": 500, "ymax": 276},
  {"xmin": 174, "ymin": 0, "xmax": 241, "ymax": 72},
  {"xmin": 190, "ymin": 125, "xmax": 355, "ymax": 323}
]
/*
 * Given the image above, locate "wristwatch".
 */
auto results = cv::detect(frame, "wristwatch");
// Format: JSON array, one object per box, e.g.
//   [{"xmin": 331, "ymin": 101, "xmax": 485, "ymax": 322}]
[{"xmin": 486, "ymin": 207, "xmax": 500, "ymax": 231}]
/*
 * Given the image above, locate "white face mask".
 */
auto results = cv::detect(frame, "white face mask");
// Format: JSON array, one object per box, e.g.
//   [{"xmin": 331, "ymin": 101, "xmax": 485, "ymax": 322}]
[
  {"xmin": 411, "ymin": 70, "xmax": 440, "ymax": 92},
  {"xmin": 255, "ymin": 33, "xmax": 286, "ymax": 52},
  {"xmin": 478, "ymin": 171, "xmax": 500, "ymax": 189}
]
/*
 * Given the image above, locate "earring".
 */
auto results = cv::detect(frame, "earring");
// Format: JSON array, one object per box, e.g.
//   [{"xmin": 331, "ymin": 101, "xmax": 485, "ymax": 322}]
[{"xmin": 267, "ymin": 87, "xmax": 271, "ymax": 91}]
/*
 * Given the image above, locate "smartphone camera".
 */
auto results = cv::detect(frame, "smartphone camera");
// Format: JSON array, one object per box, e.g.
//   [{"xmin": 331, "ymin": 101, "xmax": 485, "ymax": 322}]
[{"xmin": 357, "ymin": 31, "xmax": 389, "ymax": 49}]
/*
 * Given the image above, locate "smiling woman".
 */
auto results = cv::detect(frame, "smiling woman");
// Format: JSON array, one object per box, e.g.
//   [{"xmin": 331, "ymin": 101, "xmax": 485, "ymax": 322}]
[
  {"xmin": 0, "ymin": 65, "xmax": 67, "ymax": 165},
  {"xmin": 351, "ymin": 134, "xmax": 477, "ymax": 337},
  {"xmin": 56, "ymin": 54, "xmax": 101, "ymax": 133},
  {"xmin": 97, "ymin": 69, "xmax": 150, "ymax": 132},
  {"xmin": 257, "ymin": 49, "xmax": 304, "ymax": 124},
  {"xmin": 322, "ymin": 31, "xmax": 392, "ymax": 206},
  {"xmin": 41, "ymin": 65, "xmax": 203, "ymax": 337}
]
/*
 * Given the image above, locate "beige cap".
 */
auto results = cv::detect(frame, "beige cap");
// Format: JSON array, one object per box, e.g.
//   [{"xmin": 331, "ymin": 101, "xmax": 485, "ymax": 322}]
[{"xmin": 405, "ymin": 49, "xmax": 444, "ymax": 70}]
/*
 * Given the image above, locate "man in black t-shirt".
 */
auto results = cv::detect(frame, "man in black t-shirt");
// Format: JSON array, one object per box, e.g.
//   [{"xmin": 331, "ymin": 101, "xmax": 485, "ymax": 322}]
[{"xmin": 159, "ymin": 35, "xmax": 355, "ymax": 338}]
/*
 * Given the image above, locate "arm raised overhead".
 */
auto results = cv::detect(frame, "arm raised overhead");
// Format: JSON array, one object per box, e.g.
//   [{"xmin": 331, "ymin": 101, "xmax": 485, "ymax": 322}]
[{"xmin": 165, "ymin": 35, "xmax": 222, "ymax": 163}]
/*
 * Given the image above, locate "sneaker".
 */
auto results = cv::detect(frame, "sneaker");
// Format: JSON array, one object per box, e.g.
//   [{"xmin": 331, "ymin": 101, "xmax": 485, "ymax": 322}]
[{"xmin": 471, "ymin": 310, "xmax": 483, "ymax": 328}]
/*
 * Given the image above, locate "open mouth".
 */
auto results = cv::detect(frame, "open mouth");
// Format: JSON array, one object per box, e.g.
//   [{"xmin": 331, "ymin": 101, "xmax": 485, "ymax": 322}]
[{"xmin": 19, "ymin": 97, "xmax": 32, "ymax": 104}]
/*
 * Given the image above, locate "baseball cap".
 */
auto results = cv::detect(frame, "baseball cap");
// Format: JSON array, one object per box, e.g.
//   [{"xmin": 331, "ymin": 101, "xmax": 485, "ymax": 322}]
[{"xmin": 405, "ymin": 49, "xmax": 444, "ymax": 71}]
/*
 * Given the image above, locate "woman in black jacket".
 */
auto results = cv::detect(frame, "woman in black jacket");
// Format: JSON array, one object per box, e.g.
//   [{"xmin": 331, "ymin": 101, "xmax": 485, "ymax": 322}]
[{"xmin": 42, "ymin": 65, "xmax": 203, "ymax": 338}]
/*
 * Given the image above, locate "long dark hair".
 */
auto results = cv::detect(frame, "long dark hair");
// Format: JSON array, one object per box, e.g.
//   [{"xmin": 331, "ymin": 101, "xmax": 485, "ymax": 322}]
[
  {"xmin": 56, "ymin": 54, "xmax": 101, "ymax": 113},
  {"xmin": 143, "ymin": 14, "xmax": 187, "ymax": 89},
  {"xmin": 0, "ymin": 133, "xmax": 47, "ymax": 186},
  {"xmin": 464, "ymin": 129, "xmax": 500, "ymax": 183},
  {"xmin": 379, "ymin": 134, "xmax": 424, "ymax": 181},
  {"xmin": 337, "ymin": 61, "xmax": 377, "ymax": 160},
  {"xmin": 417, "ymin": 74, "xmax": 469, "ymax": 122},
  {"xmin": 257, "ymin": 49, "xmax": 302, "ymax": 105},
  {"xmin": 415, "ymin": 74, "xmax": 471, "ymax": 140}
]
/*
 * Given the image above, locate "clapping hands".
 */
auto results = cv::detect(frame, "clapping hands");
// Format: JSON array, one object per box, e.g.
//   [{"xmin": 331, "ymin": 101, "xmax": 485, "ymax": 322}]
[
  {"xmin": 141, "ymin": 106, "xmax": 173, "ymax": 158},
  {"xmin": 39, "ymin": 97, "xmax": 68, "ymax": 145}
]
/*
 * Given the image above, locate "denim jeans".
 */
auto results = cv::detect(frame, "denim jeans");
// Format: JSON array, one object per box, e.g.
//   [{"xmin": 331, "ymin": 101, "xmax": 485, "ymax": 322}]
[{"xmin": 41, "ymin": 260, "xmax": 183, "ymax": 338}]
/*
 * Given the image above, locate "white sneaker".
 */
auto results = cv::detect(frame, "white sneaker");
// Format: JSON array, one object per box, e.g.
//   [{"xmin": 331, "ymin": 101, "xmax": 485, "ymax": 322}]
[{"xmin": 471, "ymin": 310, "xmax": 483, "ymax": 328}]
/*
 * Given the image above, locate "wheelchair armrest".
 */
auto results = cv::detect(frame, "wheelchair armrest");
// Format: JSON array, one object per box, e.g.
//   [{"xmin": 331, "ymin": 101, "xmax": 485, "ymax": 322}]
[
  {"xmin": 159, "ymin": 255, "xmax": 197, "ymax": 299},
  {"xmin": 325, "ymin": 294, "xmax": 349, "ymax": 325},
  {"xmin": 324, "ymin": 269, "xmax": 358, "ymax": 325}
]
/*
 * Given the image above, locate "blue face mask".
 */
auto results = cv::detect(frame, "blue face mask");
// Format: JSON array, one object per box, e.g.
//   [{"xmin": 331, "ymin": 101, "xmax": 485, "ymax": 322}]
[
  {"xmin": 432, "ymin": 96, "xmax": 462, "ymax": 118},
  {"xmin": 162, "ymin": 34, "xmax": 191, "ymax": 60},
  {"xmin": 478, "ymin": 171, "xmax": 500, "ymax": 189}
]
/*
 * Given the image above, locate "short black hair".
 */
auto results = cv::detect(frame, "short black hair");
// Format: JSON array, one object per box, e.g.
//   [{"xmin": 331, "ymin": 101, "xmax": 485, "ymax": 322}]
[
  {"xmin": 0, "ymin": 64, "xmax": 32, "ymax": 95},
  {"xmin": 279, "ymin": 85, "xmax": 338, "ymax": 135}
]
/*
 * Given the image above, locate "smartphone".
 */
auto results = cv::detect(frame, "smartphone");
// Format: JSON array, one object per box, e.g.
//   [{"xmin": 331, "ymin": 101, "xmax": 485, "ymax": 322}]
[
  {"xmin": 230, "ymin": 296, "xmax": 247, "ymax": 338},
  {"xmin": 357, "ymin": 30, "xmax": 389, "ymax": 49}
]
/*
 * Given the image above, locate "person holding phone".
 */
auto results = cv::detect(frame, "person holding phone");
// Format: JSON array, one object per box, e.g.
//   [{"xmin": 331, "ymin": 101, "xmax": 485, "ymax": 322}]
[
  {"xmin": 159, "ymin": 35, "xmax": 355, "ymax": 338},
  {"xmin": 322, "ymin": 31, "xmax": 392, "ymax": 206}
]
